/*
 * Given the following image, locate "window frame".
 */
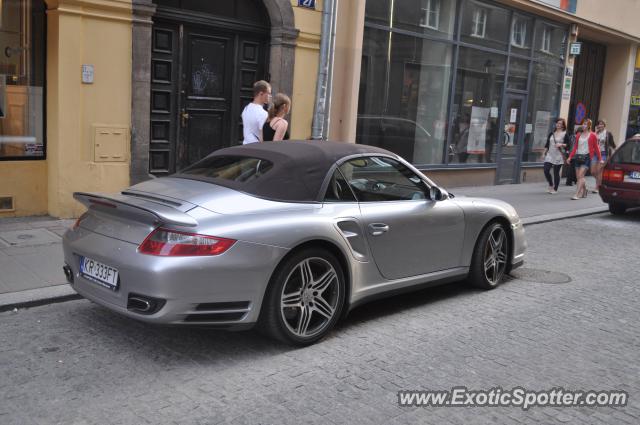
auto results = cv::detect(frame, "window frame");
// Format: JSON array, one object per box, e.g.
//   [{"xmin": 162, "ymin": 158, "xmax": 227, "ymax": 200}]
[
  {"xmin": 471, "ymin": 7, "xmax": 487, "ymax": 38},
  {"xmin": 420, "ymin": 0, "xmax": 441, "ymax": 30},
  {"xmin": 540, "ymin": 25, "xmax": 552, "ymax": 53},
  {"xmin": 335, "ymin": 155, "xmax": 432, "ymax": 203},
  {"xmin": 511, "ymin": 17, "xmax": 527, "ymax": 48}
]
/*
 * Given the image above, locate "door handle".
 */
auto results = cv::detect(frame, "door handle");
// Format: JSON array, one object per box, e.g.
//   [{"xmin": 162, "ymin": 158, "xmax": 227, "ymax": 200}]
[
  {"xmin": 181, "ymin": 110, "xmax": 190, "ymax": 127},
  {"xmin": 368, "ymin": 223, "xmax": 389, "ymax": 236}
]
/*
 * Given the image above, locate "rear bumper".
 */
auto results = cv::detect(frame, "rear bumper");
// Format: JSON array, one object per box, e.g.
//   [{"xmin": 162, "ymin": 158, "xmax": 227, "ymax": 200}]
[
  {"xmin": 63, "ymin": 227, "xmax": 288, "ymax": 326},
  {"xmin": 600, "ymin": 184, "xmax": 640, "ymax": 206}
]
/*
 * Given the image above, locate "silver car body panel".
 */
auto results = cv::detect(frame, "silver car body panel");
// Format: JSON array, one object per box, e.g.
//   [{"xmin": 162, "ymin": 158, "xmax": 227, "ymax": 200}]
[{"xmin": 63, "ymin": 153, "xmax": 525, "ymax": 328}]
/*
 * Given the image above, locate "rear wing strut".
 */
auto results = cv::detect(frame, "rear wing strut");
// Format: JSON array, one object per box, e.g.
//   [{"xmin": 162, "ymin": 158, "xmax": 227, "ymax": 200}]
[{"xmin": 73, "ymin": 192, "xmax": 198, "ymax": 228}]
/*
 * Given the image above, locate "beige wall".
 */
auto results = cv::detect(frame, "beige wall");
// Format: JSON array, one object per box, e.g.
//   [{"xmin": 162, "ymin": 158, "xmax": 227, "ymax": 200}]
[
  {"xmin": 573, "ymin": 0, "xmax": 640, "ymax": 40},
  {"xmin": 0, "ymin": 162, "xmax": 48, "ymax": 217},
  {"xmin": 599, "ymin": 44, "xmax": 637, "ymax": 144},
  {"xmin": 328, "ymin": 0, "xmax": 365, "ymax": 143},
  {"xmin": 290, "ymin": 1, "xmax": 322, "ymax": 139},
  {"xmin": 46, "ymin": 0, "xmax": 132, "ymax": 218}
]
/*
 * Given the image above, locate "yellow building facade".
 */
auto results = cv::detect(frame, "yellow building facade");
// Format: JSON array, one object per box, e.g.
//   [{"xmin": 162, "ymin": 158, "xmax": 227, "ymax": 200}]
[{"xmin": 0, "ymin": 0, "xmax": 323, "ymax": 218}]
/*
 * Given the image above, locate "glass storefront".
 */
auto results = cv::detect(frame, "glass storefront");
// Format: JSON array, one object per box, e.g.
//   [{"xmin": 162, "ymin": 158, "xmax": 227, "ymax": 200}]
[
  {"xmin": 357, "ymin": 0, "xmax": 567, "ymax": 174},
  {"xmin": 0, "ymin": 0, "xmax": 46, "ymax": 160},
  {"xmin": 627, "ymin": 57, "xmax": 640, "ymax": 139}
]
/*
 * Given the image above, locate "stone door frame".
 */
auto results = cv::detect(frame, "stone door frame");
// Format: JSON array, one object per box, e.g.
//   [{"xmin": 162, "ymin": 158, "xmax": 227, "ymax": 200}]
[{"xmin": 130, "ymin": 0, "xmax": 298, "ymax": 183}]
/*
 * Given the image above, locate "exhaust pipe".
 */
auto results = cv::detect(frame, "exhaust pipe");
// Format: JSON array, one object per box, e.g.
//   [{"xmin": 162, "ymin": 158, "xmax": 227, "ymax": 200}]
[
  {"xmin": 63, "ymin": 264, "xmax": 74, "ymax": 284},
  {"xmin": 127, "ymin": 293, "xmax": 165, "ymax": 315},
  {"xmin": 127, "ymin": 297, "xmax": 152, "ymax": 313}
]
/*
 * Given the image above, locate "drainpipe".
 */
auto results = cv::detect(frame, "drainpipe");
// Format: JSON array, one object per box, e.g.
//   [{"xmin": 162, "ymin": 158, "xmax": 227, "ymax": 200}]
[{"xmin": 311, "ymin": 0, "xmax": 338, "ymax": 140}]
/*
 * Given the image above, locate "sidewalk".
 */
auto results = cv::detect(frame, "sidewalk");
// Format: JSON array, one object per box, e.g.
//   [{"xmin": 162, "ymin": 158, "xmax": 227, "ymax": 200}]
[{"xmin": 0, "ymin": 177, "xmax": 607, "ymax": 309}]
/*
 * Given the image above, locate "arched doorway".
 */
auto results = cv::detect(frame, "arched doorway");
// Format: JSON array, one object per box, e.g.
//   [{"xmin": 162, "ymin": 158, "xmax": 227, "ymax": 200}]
[{"xmin": 130, "ymin": 0, "xmax": 297, "ymax": 180}]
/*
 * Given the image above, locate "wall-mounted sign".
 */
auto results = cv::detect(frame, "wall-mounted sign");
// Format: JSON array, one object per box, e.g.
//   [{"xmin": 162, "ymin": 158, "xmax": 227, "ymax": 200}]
[
  {"xmin": 297, "ymin": 0, "xmax": 316, "ymax": 9},
  {"xmin": 510, "ymin": 108, "xmax": 518, "ymax": 123},
  {"xmin": 82, "ymin": 65, "xmax": 94, "ymax": 84},
  {"xmin": 562, "ymin": 76, "xmax": 572, "ymax": 99},
  {"xmin": 631, "ymin": 96, "xmax": 640, "ymax": 107},
  {"xmin": 533, "ymin": 0, "xmax": 577, "ymax": 14},
  {"xmin": 565, "ymin": 66, "xmax": 573, "ymax": 77},
  {"xmin": 575, "ymin": 102, "xmax": 586, "ymax": 124},
  {"xmin": 570, "ymin": 43, "xmax": 582, "ymax": 55}
]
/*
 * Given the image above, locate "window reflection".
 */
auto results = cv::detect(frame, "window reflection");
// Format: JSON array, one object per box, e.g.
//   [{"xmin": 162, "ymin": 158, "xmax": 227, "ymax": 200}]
[
  {"xmin": 0, "ymin": 0, "xmax": 46, "ymax": 159},
  {"xmin": 449, "ymin": 48, "xmax": 505, "ymax": 164}
]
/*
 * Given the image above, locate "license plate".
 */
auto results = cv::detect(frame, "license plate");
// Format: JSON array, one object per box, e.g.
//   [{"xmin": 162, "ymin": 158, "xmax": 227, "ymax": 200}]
[
  {"xmin": 80, "ymin": 256, "xmax": 119, "ymax": 290},
  {"xmin": 624, "ymin": 171, "xmax": 640, "ymax": 183}
]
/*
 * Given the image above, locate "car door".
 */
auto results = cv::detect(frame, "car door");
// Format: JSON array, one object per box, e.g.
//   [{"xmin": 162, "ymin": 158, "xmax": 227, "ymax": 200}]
[{"xmin": 339, "ymin": 156, "xmax": 465, "ymax": 280}]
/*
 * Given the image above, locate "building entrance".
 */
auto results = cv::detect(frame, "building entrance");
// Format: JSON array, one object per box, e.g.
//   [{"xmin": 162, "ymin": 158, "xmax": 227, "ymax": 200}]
[
  {"xmin": 149, "ymin": 1, "xmax": 270, "ymax": 175},
  {"xmin": 568, "ymin": 39, "xmax": 606, "ymax": 131}
]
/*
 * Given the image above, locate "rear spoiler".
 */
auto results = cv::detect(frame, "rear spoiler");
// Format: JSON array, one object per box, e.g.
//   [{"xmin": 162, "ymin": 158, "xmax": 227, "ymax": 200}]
[{"xmin": 73, "ymin": 192, "xmax": 198, "ymax": 228}]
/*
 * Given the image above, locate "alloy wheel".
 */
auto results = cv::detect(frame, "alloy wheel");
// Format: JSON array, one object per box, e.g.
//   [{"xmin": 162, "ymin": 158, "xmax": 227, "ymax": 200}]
[
  {"xmin": 280, "ymin": 257, "xmax": 341, "ymax": 338},
  {"xmin": 483, "ymin": 226, "xmax": 507, "ymax": 285}
]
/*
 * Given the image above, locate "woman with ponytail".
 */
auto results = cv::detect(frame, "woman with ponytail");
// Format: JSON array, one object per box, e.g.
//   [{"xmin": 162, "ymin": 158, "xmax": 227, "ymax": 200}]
[{"xmin": 262, "ymin": 93, "xmax": 291, "ymax": 142}]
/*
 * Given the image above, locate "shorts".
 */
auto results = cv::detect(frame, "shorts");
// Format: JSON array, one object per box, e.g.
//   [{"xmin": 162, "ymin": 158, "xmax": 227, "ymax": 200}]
[{"xmin": 574, "ymin": 154, "xmax": 590, "ymax": 169}]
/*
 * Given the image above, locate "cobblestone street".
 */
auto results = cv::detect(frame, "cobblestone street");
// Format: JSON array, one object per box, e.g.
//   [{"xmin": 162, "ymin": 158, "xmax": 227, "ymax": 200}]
[{"xmin": 1, "ymin": 212, "xmax": 639, "ymax": 424}]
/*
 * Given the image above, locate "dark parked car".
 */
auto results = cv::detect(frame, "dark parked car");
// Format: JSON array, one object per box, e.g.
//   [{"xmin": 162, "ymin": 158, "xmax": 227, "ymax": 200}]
[{"xmin": 600, "ymin": 134, "xmax": 640, "ymax": 214}]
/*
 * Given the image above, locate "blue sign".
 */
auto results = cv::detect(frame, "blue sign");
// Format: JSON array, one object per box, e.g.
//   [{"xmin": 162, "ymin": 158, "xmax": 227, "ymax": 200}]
[
  {"xmin": 575, "ymin": 102, "xmax": 586, "ymax": 124},
  {"xmin": 297, "ymin": 0, "xmax": 316, "ymax": 9}
]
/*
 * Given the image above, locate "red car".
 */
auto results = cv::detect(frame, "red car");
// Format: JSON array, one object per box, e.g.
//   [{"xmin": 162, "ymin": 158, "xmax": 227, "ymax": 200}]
[{"xmin": 600, "ymin": 135, "xmax": 640, "ymax": 214}]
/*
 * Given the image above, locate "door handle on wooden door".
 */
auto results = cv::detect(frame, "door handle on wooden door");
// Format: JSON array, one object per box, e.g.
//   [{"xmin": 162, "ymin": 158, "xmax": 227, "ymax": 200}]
[{"xmin": 181, "ymin": 110, "xmax": 190, "ymax": 127}]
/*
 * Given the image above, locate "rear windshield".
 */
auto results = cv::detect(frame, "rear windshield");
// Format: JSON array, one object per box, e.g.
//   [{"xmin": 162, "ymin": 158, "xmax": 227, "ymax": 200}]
[
  {"xmin": 611, "ymin": 140, "xmax": 640, "ymax": 165},
  {"xmin": 178, "ymin": 155, "xmax": 273, "ymax": 183}
]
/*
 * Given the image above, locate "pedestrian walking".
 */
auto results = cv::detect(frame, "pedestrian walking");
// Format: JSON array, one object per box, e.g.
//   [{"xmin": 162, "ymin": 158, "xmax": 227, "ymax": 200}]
[
  {"xmin": 566, "ymin": 119, "xmax": 602, "ymax": 200},
  {"xmin": 262, "ymin": 93, "xmax": 291, "ymax": 141},
  {"xmin": 591, "ymin": 119, "xmax": 616, "ymax": 193},
  {"xmin": 543, "ymin": 118, "xmax": 569, "ymax": 194},
  {"xmin": 564, "ymin": 125, "xmax": 579, "ymax": 186},
  {"xmin": 241, "ymin": 80, "xmax": 271, "ymax": 145}
]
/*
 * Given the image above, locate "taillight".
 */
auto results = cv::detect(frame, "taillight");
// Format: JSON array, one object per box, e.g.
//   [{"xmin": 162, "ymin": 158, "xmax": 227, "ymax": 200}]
[
  {"xmin": 138, "ymin": 228, "xmax": 236, "ymax": 256},
  {"xmin": 603, "ymin": 169, "xmax": 624, "ymax": 183},
  {"xmin": 72, "ymin": 212, "xmax": 89, "ymax": 230}
]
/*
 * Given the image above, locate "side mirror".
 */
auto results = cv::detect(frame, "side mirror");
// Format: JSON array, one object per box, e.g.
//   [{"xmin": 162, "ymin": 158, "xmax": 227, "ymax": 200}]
[{"xmin": 429, "ymin": 186, "xmax": 443, "ymax": 201}]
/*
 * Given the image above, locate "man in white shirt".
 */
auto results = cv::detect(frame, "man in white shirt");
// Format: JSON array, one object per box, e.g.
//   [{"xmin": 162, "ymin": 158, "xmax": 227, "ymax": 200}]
[{"xmin": 242, "ymin": 80, "xmax": 271, "ymax": 144}]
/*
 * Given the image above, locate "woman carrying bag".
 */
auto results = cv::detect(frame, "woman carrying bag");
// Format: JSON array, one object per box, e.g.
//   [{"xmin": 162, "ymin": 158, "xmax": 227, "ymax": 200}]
[
  {"xmin": 543, "ymin": 118, "xmax": 570, "ymax": 194},
  {"xmin": 566, "ymin": 119, "xmax": 602, "ymax": 200},
  {"xmin": 591, "ymin": 119, "xmax": 616, "ymax": 193}
]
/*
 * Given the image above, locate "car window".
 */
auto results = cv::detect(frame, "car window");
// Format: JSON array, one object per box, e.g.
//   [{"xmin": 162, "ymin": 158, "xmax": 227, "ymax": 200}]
[
  {"xmin": 179, "ymin": 156, "xmax": 273, "ymax": 182},
  {"xmin": 339, "ymin": 156, "xmax": 429, "ymax": 202},
  {"xmin": 323, "ymin": 169, "xmax": 358, "ymax": 202},
  {"xmin": 611, "ymin": 140, "xmax": 640, "ymax": 165}
]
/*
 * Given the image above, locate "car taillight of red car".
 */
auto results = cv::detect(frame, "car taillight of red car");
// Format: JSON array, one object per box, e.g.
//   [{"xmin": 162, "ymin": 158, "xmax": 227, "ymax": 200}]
[{"xmin": 603, "ymin": 169, "xmax": 624, "ymax": 184}]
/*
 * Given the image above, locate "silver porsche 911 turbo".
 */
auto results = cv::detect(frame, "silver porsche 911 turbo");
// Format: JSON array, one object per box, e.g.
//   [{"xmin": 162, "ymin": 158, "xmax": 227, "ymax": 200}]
[{"xmin": 62, "ymin": 141, "xmax": 525, "ymax": 346}]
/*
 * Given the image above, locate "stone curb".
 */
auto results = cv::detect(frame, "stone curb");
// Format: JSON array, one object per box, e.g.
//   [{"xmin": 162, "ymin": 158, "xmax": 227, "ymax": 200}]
[
  {"xmin": 522, "ymin": 206, "xmax": 609, "ymax": 226},
  {"xmin": 0, "ymin": 284, "xmax": 81, "ymax": 313}
]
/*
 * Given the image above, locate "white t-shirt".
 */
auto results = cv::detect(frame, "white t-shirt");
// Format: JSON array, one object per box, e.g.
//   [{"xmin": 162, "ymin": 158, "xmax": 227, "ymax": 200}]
[
  {"xmin": 544, "ymin": 131, "xmax": 566, "ymax": 165},
  {"xmin": 242, "ymin": 103, "xmax": 268, "ymax": 145}
]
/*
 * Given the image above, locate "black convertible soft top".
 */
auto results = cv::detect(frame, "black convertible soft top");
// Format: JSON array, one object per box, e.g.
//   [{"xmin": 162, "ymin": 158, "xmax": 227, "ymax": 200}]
[{"xmin": 175, "ymin": 140, "xmax": 395, "ymax": 202}]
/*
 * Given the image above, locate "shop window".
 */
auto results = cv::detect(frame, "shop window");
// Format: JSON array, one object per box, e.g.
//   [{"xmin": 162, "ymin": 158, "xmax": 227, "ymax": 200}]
[
  {"xmin": 471, "ymin": 8, "xmax": 487, "ymax": 38},
  {"xmin": 522, "ymin": 62, "xmax": 563, "ymax": 163},
  {"xmin": 0, "ymin": 0, "xmax": 45, "ymax": 160},
  {"xmin": 534, "ymin": 21, "xmax": 567, "ymax": 63},
  {"xmin": 449, "ymin": 47, "xmax": 506, "ymax": 165},
  {"xmin": 541, "ymin": 26, "xmax": 552, "ymax": 53},
  {"xmin": 357, "ymin": 28, "xmax": 453, "ymax": 165},
  {"xmin": 461, "ymin": 1, "xmax": 509, "ymax": 51},
  {"xmin": 511, "ymin": 19, "xmax": 527, "ymax": 48},
  {"xmin": 420, "ymin": 0, "xmax": 440, "ymax": 30},
  {"xmin": 393, "ymin": 0, "xmax": 456, "ymax": 39}
]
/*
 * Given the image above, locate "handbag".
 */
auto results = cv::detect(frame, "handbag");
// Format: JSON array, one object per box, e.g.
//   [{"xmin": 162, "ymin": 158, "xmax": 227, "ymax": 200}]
[{"xmin": 574, "ymin": 153, "xmax": 589, "ymax": 165}]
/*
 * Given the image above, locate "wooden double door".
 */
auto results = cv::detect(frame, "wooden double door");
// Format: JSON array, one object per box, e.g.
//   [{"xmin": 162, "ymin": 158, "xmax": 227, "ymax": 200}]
[{"xmin": 150, "ymin": 21, "xmax": 269, "ymax": 175}]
